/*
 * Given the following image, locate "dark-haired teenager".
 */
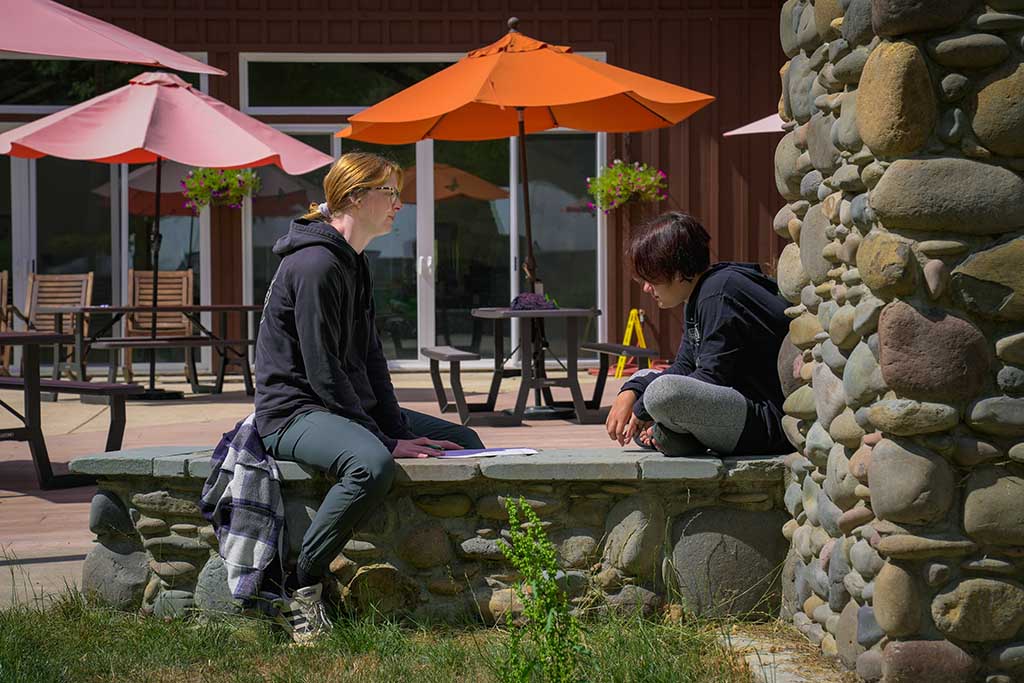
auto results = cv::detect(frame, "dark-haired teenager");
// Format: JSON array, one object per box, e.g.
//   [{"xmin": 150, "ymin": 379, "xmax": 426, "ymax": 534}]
[{"xmin": 605, "ymin": 211, "xmax": 791, "ymax": 457}]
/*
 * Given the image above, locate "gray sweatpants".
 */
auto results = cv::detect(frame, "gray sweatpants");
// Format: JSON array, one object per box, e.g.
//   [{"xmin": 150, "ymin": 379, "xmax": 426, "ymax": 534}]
[
  {"xmin": 262, "ymin": 409, "xmax": 483, "ymax": 581},
  {"xmin": 640, "ymin": 374, "xmax": 749, "ymax": 456}
]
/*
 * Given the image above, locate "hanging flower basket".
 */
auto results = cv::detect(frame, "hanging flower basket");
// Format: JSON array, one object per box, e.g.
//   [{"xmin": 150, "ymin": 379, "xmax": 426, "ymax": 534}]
[
  {"xmin": 181, "ymin": 168, "xmax": 261, "ymax": 215},
  {"xmin": 585, "ymin": 160, "xmax": 668, "ymax": 214}
]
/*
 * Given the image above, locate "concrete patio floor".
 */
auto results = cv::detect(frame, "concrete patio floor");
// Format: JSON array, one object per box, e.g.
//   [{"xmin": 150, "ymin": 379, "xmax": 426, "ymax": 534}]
[{"xmin": 0, "ymin": 368, "xmax": 629, "ymax": 607}]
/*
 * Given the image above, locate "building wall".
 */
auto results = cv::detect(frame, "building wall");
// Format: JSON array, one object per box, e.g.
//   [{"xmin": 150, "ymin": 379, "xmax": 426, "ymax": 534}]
[
  {"xmin": 69, "ymin": 0, "xmax": 787, "ymax": 354},
  {"xmin": 774, "ymin": 0, "xmax": 1024, "ymax": 680}
]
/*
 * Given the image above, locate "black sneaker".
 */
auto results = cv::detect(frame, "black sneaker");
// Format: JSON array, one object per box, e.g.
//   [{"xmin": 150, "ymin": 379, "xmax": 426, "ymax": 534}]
[{"xmin": 273, "ymin": 583, "xmax": 331, "ymax": 644}]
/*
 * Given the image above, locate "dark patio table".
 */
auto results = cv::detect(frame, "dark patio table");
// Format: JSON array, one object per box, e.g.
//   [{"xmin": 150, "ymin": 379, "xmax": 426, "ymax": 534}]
[
  {"xmin": 37, "ymin": 304, "xmax": 262, "ymax": 394},
  {"xmin": 470, "ymin": 307, "xmax": 605, "ymax": 424}
]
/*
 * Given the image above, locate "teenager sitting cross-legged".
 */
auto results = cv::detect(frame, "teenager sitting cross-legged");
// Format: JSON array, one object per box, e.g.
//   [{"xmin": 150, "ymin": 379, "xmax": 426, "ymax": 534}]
[{"xmin": 605, "ymin": 211, "xmax": 791, "ymax": 458}]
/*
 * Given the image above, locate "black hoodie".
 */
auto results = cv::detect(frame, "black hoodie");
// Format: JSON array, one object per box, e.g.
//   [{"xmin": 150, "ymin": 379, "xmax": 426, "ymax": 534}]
[
  {"xmin": 254, "ymin": 219, "xmax": 414, "ymax": 451},
  {"xmin": 621, "ymin": 262, "xmax": 791, "ymax": 454}
]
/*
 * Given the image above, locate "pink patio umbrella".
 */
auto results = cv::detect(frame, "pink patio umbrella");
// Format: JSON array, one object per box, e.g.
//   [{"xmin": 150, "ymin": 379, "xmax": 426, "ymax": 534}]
[
  {"xmin": 722, "ymin": 113, "xmax": 786, "ymax": 137},
  {"xmin": 0, "ymin": 71, "xmax": 332, "ymax": 397},
  {"xmin": 0, "ymin": 0, "xmax": 225, "ymax": 75}
]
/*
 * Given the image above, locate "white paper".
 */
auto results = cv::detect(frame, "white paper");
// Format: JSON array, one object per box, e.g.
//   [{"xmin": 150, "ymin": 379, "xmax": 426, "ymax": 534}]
[{"xmin": 436, "ymin": 447, "xmax": 539, "ymax": 459}]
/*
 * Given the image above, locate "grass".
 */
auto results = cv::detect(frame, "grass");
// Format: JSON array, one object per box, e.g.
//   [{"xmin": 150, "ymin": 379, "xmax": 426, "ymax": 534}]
[{"xmin": 0, "ymin": 591, "xmax": 752, "ymax": 683}]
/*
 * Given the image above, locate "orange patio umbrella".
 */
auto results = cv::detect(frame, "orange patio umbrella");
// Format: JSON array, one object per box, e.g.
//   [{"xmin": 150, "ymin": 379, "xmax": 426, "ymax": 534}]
[
  {"xmin": 338, "ymin": 17, "xmax": 714, "ymax": 286},
  {"xmin": 399, "ymin": 163, "xmax": 509, "ymax": 205}
]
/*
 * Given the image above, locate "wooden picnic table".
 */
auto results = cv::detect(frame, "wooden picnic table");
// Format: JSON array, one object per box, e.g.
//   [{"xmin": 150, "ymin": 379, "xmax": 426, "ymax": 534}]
[
  {"xmin": 37, "ymin": 304, "xmax": 262, "ymax": 395},
  {"xmin": 0, "ymin": 331, "xmax": 143, "ymax": 489},
  {"xmin": 471, "ymin": 307, "xmax": 604, "ymax": 425}
]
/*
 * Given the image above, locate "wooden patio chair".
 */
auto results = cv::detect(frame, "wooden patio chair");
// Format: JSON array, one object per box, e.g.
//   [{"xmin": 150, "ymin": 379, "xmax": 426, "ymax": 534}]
[
  {"xmin": 120, "ymin": 269, "xmax": 193, "ymax": 383},
  {"xmin": 11, "ymin": 272, "xmax": 94, "ymax": 379}
]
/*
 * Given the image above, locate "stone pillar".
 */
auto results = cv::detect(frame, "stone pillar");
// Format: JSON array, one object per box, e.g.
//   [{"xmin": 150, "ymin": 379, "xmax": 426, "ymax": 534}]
[{"xmin": 775, "ymin": 1, "xmax": 1024, "ymax": 681}]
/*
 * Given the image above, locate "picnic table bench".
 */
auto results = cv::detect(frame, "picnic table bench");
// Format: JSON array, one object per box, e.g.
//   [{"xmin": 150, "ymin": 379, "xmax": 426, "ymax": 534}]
[{"xmin": 0, "ymin": 331, "xmax": 142, "ymax": 489}]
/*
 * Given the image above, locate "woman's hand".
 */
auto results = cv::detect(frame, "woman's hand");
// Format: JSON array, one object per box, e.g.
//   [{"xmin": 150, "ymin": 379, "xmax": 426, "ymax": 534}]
[
  {"xmin": 607, "ymin": 391, "xmax": 648, "ymax": 446},
  {"xmin": 391, "ymin": 437, "xmax": 463, "ymax": 459}
]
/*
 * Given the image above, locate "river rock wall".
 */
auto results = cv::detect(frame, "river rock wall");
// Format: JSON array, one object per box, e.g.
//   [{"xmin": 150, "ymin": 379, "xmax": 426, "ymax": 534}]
[{"xmin": 775, "ymin": 1, "xmax": 1024, "ymax": 681}]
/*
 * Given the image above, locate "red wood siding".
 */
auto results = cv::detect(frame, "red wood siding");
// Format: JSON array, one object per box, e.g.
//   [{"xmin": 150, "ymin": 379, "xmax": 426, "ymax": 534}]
[{"xmin": 68, "ymin": 0, "xmax": 787, "ymax": 357}]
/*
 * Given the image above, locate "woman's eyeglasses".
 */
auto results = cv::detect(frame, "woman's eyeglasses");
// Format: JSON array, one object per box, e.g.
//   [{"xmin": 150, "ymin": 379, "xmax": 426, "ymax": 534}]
[{"xmin": 370, "ymin": 186, "xmax": 401, "ymax": 202}]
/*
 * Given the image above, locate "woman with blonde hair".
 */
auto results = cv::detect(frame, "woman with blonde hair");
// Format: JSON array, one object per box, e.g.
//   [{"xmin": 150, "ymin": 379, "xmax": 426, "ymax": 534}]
[{"xmin": 255, "ymin": 152, "xmax": 484, "ymax": 642}]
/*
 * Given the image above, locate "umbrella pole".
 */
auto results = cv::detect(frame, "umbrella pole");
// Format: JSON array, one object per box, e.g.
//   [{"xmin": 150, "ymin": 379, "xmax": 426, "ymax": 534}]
[
  {"xmin": 149, "ymin": 157, "xmax": 160, "ymax": 391},
  {"xmin": 133, "ymin": 156, "xmax": 183, "ymax": 400},
  {"xmin": 517, "ymin": 109, "xmax": 539, "ymax": 293}
]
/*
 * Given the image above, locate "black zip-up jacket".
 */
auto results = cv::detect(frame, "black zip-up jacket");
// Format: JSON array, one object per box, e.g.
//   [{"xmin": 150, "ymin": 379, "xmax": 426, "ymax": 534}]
[
  {"xmin": 621, "ymin": 262, "xmax": 791, "ymax": 454},
  {"xmin": 254, "ymin": 219, "xmax": 414, "ymax": 451}
]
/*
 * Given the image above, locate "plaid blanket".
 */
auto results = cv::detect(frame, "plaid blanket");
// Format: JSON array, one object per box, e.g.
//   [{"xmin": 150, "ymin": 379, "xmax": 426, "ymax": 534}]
[{"xmin": 198, "ymin": 413, "xmax": 287, "ymax": 605}]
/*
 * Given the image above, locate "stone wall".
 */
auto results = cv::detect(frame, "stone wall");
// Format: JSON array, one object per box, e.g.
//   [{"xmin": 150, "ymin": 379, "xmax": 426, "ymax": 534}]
[
  {"xmin": 71, "ymin": 447, "xmax": 787, "ymax": 624},
  {"xmin": 775, "ymin": 1, "xmax": 1024, "ymax": 681}
]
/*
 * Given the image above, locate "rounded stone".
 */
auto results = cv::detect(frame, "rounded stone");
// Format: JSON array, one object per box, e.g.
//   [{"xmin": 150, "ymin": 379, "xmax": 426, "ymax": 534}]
[
  {"xmin": 856, "ymin": 230, "xmax": 916, "ymax": 299},
  {"xmin": 974, "ymin": 58, "xmax": 1024, "ymax": 157},
  {"xmin": 89, "ymin": 490, "xmax": 134, "ymax": 538},
  {"xmin": 964, "ymin": 466, "xmax": 1024, "ymax": 546},
  {"xmin": 952, "ymin": 435, "xmax": 1003, "ymax": 467},
  {"xmin": 869, "ymin": 438, "xmax": 954, "ymax": 524},
  {"xmin": 671, "ymin": 507, "xmax": 788, "ymax": 617},
  {"xmin": 398, "ymin": 524, "xmax": 452, "ymax": 569},
  {"xmin": 874, "ymin": 561, "xmax": 920, "ymax": 637},
  {"xmin": 871, "ymin": 158, "xmax": 1024, "ymax": 234},
  {"xmin": 997, "ymin": 332, "xmax": 1024, "ymax": 365},
  {"xmin": 813, "ymin": 362, "xmax": 847, "ymax": 430},
  {"xmin": 797, "ymin": 4, "xmax": 823, "ymax": 54},
  {"xmin": 194, "ymin": 555, "xmax": 242, "ymax": 615},
  {"xmin": 952, "ymin": 236, "xmax": 1024, "ymax": 321},
  {"xmin": 413, "ymin": 494, "xmax": 473, "ymax": 518},
  {"xmin": 877, "ymin": 301, "xmax": 990, "ymax": 401},
  {"xmin": 778, "ymin": 242, "xmax": 810, "ymax": 304},
  {"xmin": 780, "ymin": 0, "xmax": 801, "ymax": 57},
  {"xmin": 830, "ymin": 408, "xmax": 866, "ymax": 448},
  {"xmin": 833, "ymin": 46, "xmax": 871, "ymax": 84},
  {"xmin": 603, "ymin": 495, "xmax": 665, "ymax": 580},
  {"xmin": 814, "ymin": 0, "xmax": 844, "ymax": 40},
  {"xmin": 968, "ymin": 396, "xmax": 1024, "ymax": 437},
  {"xmin": 347, "ymin": 563, "xmax": 417, "ymax": 615},
  {"xmin": 856, "ymin": 40, "xmax": 935, "ymax": 158},
  {"xmin": 844, "ymin": 341, "xmax": 886, "ymax": 408},
  {"xmin": 876, "ymin": 534, "xmax": 977, "ymax": 560},
  {"xmin": 153, "ymin": 589, "xmax": 194, "ymax": 619},
  {"xmin": 871, "ymin": 0, "xmax": 975, "ymax": 36},
  {"xmin": 839, "ymin": 506, "xmax": 875, "ymax": 535},
  {"xmin": 807, "ymin": 112, "xmax": 840, "ymax": 175},
  {"xmin": 998, "ymin": 365, "xmax": 1024, "ymax": 396},
  {"xmin": 791, "ymin": 312, "xmax": 825, "ymax": 349},
  {"xmin": 843, "ymin": 0, "xmax": 874, "ymax": 46},
  {"xmin": 851, "ymin": 538, "xmax": 885, "ymax": 578},
  {"xmin": 932, "ymin": 578, "xmax": 1024, "ymax": 641},
  {"xmin": 929, "ymin": 33, "xmax": 1010, "ymax": 69},
  {"xmin": 881, "ymin": 640, "xmax": 979, "ymax": 683},
  {"xmin": 988, "ymin": 642, "xmax": 1024, "ymax": 673},
  {"xmin": 81, "ymin": 540, "xmax": 149, "ymax": 610},
  {"xmin": 775, "ymin": 131, "xmax": 804, "ymax": 201},
  {"xmin": 778, "ymin": 335, "xmax": 804, "ymax": 400},
  {"xmin": 784, "ymin": 384, "xmax": 818, "ymax": 420},
  {"xmin": 800, "ymin": 204, "xmax": 834, "ymax": 286},
  {"xmin": 825, "ymin": 444, "xmax": 860, "ymax": 511},
  {"xmin": 857, "ymin": 649, "xmax": 883, "ymax": 682},
  {"xmin": 941, "ymin": 74, "xmax": 971, "ymax": 104},
  {"xmin": 867, "ymin": 399, "xmax": 959, "ymax": 436},
  {"xmin": 828, "ymin": 304, "xmax": 858, "ymax": 351},
  {"xmin": 553, "ymin": 529, "xmax": 599, "ymax": 570}
]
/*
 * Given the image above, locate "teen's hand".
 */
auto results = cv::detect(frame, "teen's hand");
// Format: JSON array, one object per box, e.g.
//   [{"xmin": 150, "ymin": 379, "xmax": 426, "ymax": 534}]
[
  {"xmin": 391, "ymin": 437, "xmax": 462, "ymax": 459},
  {"xmin": 607, "ymin": 391, "xmax": 642, "ymax": 446},
  {"xmin": 627, "ymin": 417, "xmax": 653, "ymax": 446}
]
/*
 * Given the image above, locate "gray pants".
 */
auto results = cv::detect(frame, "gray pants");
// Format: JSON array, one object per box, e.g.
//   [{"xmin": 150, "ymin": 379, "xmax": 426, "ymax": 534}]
[
  {"xmin": 641, "ymin": 374, "xmax": 749, "ymax": 456},
  {"xmin": 262, "ymin": 409, "xmax": 483, "ymax": 580}
]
